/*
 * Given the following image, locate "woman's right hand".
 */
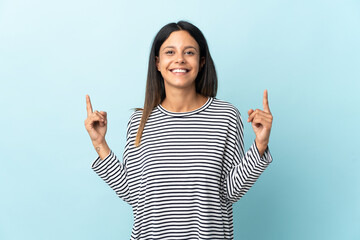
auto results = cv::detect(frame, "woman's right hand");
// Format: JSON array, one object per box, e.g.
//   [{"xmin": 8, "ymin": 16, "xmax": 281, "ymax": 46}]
[{"xmin": 84, "ymin": 94, "xmax": 108, "ymax": 145}]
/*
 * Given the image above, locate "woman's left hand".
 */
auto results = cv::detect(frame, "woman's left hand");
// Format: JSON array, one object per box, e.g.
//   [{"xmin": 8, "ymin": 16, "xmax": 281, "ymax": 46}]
[{"xmin": 247, "ymin": 89, "xmax": 273, "ymax": 156}]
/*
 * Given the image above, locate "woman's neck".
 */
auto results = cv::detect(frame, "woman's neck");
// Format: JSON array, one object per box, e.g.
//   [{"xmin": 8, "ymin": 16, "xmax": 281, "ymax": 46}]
[{"xmin": 161, "ymin": 91, "xmax": 208, "ymax": 113}]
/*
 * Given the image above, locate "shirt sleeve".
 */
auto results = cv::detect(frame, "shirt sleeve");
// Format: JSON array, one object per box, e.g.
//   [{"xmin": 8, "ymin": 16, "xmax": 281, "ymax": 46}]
[
  {"xmin": 222, "ymin": 108, "xmax": 273, "ymax": 204},
  {"xmin": 90, "ymin": 114, "xmax": 134, "ymax": 206}
]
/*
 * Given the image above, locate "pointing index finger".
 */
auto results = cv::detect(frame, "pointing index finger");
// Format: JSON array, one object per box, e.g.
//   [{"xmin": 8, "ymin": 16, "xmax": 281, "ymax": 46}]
[
  {"xmin": 263, "ymin": 89, "xmax": 271, "ymax": 113},
  {"xmin": 86, "ymin": 94, "xmax": 93, "ymax": 117}
]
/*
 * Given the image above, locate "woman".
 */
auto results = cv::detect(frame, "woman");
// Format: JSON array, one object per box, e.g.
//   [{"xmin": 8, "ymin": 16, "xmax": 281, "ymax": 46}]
[{"xmin": 84, "ymin": 20, "xmax": 273, "ymax": 240}]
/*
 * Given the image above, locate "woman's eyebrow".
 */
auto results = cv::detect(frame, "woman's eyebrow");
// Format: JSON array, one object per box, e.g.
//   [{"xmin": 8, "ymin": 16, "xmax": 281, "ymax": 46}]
[{"xmin": 162, "ymin": 46, "xmax": 198, "ymax": 52}]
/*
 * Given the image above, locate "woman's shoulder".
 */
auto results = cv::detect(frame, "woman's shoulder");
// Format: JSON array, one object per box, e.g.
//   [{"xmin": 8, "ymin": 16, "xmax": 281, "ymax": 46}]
[
  {"xmin": 128, "ymin": 108, "xmax": 143, "ymax": 123},
  {"xmin": 212, "ymin": 97, "xmax": 242, "ymax": 117}
]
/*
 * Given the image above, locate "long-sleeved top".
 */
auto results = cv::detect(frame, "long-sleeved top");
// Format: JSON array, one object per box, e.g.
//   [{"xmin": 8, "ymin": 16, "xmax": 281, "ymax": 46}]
[{"xmin": 91, "ymin": 96, "xmax": 273, "ymax": 240}]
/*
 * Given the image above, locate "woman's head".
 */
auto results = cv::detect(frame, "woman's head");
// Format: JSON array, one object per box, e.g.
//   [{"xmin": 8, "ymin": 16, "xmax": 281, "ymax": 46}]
[
  {"xmin": 155, "ymin": 30, "xmax": 205, "ymax": 93},
  {"xmin": 149, "ymin": 20, "xmax": 217, "ymax": 100},
  {"xmin": 135, "ymin": 20, "xmax": 217, "ymax": 147}
]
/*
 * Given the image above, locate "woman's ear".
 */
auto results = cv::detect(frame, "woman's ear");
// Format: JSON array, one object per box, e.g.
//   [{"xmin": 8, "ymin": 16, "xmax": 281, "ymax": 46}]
[
  {"xmin": 155, "ymin": 56, "xmax": 159, "ymax": 71},
  {"xmin": 200, "ymin": 57, "xmax": 205, "ymax": 69}
]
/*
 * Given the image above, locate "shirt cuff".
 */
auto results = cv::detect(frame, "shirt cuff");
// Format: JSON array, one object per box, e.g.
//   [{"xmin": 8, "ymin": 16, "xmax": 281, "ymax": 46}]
[
  {"xmin": 91, "ymin": 149, "xmax": 114, "ymax": 170},
  {"xmin": 253, "ymin": 140, "xmax": 273, "ymax": 164}
]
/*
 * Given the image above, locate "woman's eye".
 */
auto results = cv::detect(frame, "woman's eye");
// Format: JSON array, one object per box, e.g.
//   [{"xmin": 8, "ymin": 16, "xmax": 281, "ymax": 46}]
[{"xmin": 165, "ymin": 51, "xmax": 195, "ymax": 55}]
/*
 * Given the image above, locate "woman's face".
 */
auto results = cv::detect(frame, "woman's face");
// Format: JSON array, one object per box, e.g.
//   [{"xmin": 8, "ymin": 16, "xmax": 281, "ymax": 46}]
[{"xmin": 156, "ymin": 30, "xmax": 205, "ymax": 92}]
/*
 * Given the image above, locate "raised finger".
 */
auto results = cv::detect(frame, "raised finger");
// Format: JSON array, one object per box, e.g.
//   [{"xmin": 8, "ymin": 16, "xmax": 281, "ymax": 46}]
[
  {"xmin": 263, "ymin": 89, "xmax": 271, "ymax": 113},
  {"xmin": 86, "ymin": 95, "xmax": 93, "ymax": 117}
]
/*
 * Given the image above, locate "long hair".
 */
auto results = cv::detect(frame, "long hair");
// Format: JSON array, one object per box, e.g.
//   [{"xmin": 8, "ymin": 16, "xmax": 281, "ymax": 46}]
[{"xmin": 134, "ymin": 20, "xmax": 218, "ymax": 147}]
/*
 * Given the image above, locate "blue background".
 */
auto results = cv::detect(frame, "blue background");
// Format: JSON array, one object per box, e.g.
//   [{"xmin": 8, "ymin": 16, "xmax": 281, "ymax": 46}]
[{"xmin": 0, "ymin": 0, "xmax": 359, "ymax": 239}]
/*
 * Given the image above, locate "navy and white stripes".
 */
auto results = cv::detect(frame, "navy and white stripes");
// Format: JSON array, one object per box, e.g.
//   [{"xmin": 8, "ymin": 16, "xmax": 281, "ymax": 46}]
[{"xmin": 91, "ymin": 97, "xmax": 273, "ymax": 239}]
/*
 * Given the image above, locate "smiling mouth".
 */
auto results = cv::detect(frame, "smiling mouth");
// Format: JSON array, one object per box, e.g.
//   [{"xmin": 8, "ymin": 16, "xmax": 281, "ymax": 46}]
[{"xmin": 170, "ymin": 68, "xmax": 190, "ymax": 73}]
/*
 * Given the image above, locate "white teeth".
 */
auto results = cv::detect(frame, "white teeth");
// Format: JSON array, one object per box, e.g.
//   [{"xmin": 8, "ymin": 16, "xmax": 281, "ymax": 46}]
[{"xmin": 172, "ymin": 69, "xmax": 187, "ymax": 73}]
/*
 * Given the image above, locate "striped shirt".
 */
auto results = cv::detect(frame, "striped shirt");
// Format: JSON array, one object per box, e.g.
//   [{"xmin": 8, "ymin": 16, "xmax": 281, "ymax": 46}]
[{"xmin": 91, "ymin": 97, "xmax": 273, "ymax": 240}]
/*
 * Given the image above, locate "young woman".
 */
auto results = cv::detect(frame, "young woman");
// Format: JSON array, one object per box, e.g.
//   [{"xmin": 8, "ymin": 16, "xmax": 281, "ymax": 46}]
[{"xmin": 84, "ymin": 20, "xmax": 273, "ymax": 240}]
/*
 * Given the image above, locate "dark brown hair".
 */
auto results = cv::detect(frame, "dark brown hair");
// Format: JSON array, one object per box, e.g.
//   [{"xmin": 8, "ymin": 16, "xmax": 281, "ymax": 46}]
[{"xmin": 134, "ymin": 20, "xmax": 218, "ymax": 147}]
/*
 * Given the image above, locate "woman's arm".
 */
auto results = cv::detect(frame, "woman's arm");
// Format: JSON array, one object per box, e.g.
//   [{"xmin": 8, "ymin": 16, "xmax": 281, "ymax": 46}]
[
  {"xmin": 90, "ymin": 115, "xmax": 134, "ymax": 206},
  {"xmin": 84, "ymin": 94, "xmax": 134, "ymax": 206},
  {"xmin": 91, "ymin": 148, "xmax": 132, "ymax": 205},
  {"xmin": 222, "ymin": 109, "xmax": 273, "ymax": 204},
  {"xmin": 92, "ymin": 140, "xmax": 111, "ymax": 160}
]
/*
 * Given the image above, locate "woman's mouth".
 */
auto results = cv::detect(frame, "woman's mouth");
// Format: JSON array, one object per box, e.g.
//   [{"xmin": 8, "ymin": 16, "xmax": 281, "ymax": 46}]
[{"xmin": 170, "ymin": 68, "xmax": 189, "ymax": 75}]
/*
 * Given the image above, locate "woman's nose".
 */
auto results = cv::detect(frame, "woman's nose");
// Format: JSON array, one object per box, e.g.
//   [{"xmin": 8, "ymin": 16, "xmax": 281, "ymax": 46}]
[{"xmin": 175, "ymin": 53, "xmax": 185, "ymax": 63}]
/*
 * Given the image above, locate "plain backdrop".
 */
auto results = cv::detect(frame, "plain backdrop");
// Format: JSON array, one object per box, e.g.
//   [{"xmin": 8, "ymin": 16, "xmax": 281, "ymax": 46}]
[{"xmin": 0, "ymin": 0, "xmax": 359, "ymax": 239}]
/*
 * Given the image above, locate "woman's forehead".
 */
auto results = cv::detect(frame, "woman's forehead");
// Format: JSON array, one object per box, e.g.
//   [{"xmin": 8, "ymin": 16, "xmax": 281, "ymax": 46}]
[{"xmin": 161, "ymin": 30, "xmax": 199, "ymax": 49}]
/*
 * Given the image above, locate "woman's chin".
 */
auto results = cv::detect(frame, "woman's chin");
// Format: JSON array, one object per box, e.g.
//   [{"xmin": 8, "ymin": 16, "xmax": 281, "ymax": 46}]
[{"xmin": 164, "ymin": 79, "xmax": 196, "ymax": 89}]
